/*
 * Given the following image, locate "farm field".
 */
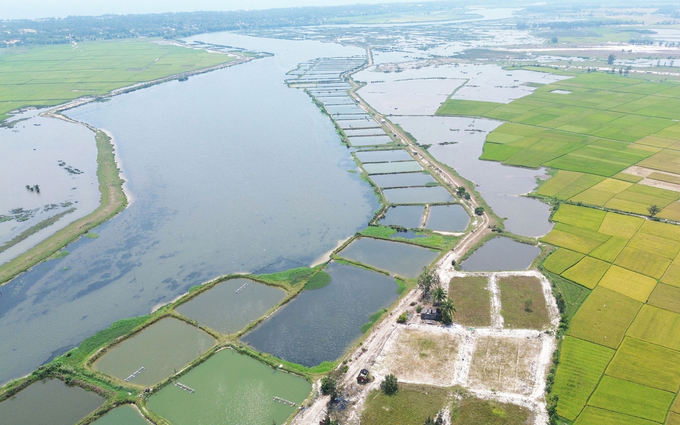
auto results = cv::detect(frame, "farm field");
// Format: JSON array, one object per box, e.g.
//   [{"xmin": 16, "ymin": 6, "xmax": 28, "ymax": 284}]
[
  {"xmin": 437, "ymin": 72, "xmax": 680, "ymax": 219},
  {"xmin": 544, "ymin": 204, "xmax": 680, "ymax": 423},
  {"xmin": 447, "ymin": 275, "xmax": 491, "ymax": 327},
  {"xmin": 360, "ymin": 384, "xmax": 451, "ymax": 425},
  {"xmin": 0, "ymin": 39, "xmax": 237, "ymax": 120},
  {"xmin": 497, "ymin": 275, "xmax": 550, "ymax": 329}
]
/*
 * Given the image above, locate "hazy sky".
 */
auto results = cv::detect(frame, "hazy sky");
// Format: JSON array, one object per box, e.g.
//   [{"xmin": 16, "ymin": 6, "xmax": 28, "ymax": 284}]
[{"xmin": 3, "ymin": 0, "xmax": 436, "ymax": 20}]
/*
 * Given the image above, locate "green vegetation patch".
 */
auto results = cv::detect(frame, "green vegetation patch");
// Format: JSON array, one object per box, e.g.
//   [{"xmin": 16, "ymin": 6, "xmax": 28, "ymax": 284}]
[
  {"xmin": 553, "ymin": 336, "xmax": 615, "ymax": 421},
  {"xmin": 553, "ymin": 204, "xmax": 606, "ymax": 231},
  {"xmin": 627, "ymin": 305, "xmax": 680, "ymax": 351},
  {"xmin": 613, "ymin": 247, "xmax": 670, "ymax": 279},
  {"xmin": 497, "ymin": 275, "xmax": 550, "ymax": 329},
  {"xmin": 562, "ymin": 256, "xmax": 610, "ymax": 289},
  {"xmin": 574, "ymin": 406, "xmax": 660, "ymax": 425},
  {"xmin": 361, "ymin": 308, "xmax": 387, "ymax": 333},
  {"xmin": 303, "ymin": 271, "xmax": 332, "ymax": 291},
  {"xmin": 568, "ymin": 287, "xmax": 642, "ymax": 349},
  {"xmin": 360, "ymin": 383, "xmax": 451, "ymax": 425},
  {"xmin": 605, "ymin": 337, "xmax": 680, "ymax": 392},
  {"xmin": 589, "ymin": 236, "xmax": 629, "ymax": 263},
  {"xmin": 448, "ymin": 275, "xmax": 491, "ymax": 327},
  {"xmin": 436, "ymin": 99, "xmax": 503, "ymax": 116},
  {"xmin": 543, "ymin": 249, "xmax": 584, "ymax": 274},
  {"xmin": 587, "ymin": 376, "xmax": 674, "ymax": 423},
  {"xmin": 450, "ymin": 396, "xmax": 531, "ymax": 425},
  {"xmin": 541, "ymin": 225, "xmax": 609, "ymax": 255},
  {"xmin": 545, "ymin": 271, "xmax": 591, "ymax": 320},
  {"xmin": 597, "ymin": 265, "xmax": 657, "ymax": 303},
  {"xmin": 648, "ymin": 283, "xmax": 680, "ymax": 314},
  {"xmin": 256, "ymin": 267, "xmax": 317, "ymax": 287}
]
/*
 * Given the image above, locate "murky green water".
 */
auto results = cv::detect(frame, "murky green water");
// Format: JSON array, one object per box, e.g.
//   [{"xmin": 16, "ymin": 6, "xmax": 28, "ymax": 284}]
[
  {"xmin": 0, "ymin": 379, "xmax": 104, "ymax": 425},
  {"xmin": 382, "ymin": 186, "xmax": 455, "ymax": 204},
  {"xmin": 93, "ymin": 318, "xmax": 216, "ymax": 386},
  {"xmin": 363, "ymin": 161, "xmax": 422, "ymax": 174},
  {"xmin": 425, "ymin": 204, "xmax": 469, "ymax": 232},
  {"xmin": 92, "ymin": 404, "xmax": 150, "ymax": 425},
  {"xmin": 380, "ymin": 205, "xmax": 425, "ymax": 228},
  {"xmin": 176, "ymin": 278, "xmax": 285, "ymax": 334},
  {"xmin": 338, "ymin": 237, "xmax": 439, "ymax": 278},
  {"xmin": 147, "ymin": 349, "xmax": 310, "ymax": 425},
  {"xmin": 461, "ymin": 237, "xmax": 540, "ymax": 271}
]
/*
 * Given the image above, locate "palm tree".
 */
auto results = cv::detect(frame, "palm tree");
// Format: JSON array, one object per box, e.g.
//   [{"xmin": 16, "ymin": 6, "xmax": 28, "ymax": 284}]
[
  {"xmin": 432, "ymin": 285, "xmax": 446, "ymax": 306},
  {"xmin": 440, "ymin": 298, "xmax": 457, "ymax": 325}
]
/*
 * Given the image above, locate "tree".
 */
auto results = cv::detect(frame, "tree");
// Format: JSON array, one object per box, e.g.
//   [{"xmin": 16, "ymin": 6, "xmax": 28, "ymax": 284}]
[
  {"xmin": 456, "ymin": 186, "xmax": 466, "ymax": 196},
  {"xmin": 607, "ymin": 54, "xmax": 616, "ymax": 65},
  {"xmin": 550, "ymin": 36, "xmax": 558, "ymax": 43},
  {"xmin": 474, "ymin": 206, "xmax": 484, "ymax": 216},
  {"xmin": 440, "ymin": 298, "xmax": 456, "ymax": 325},
  {"xmin": 381, "ymin": 374, "xmax": 398, "ymax": 395},
  {"xmin": 397, "ymin": 311, "xmax": 408, "ymax": 323},
  {"xmin": 524, "ymin": 298, "xmax": 533, "ymax": 312},
  {"xmin": 648, "ymin": 204, "xmax": 661, "ymax": 217},
  {"xmin": 320, "ymin": 376, "xmax": 337, "ymax": 398},
  {"xmin": 418, "ymin": 269, "xmax": 440, "ymax": 298},
  {"xmin": 425, "ymin": 415, "xmax": 444, "ymax": 425},
  {"xmin": 432, "ymin": 285, "xmax": 446, "ymax": 306}
]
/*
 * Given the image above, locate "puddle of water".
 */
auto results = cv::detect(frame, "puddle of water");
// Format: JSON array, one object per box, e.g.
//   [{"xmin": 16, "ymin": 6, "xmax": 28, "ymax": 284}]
[
  {"xmin": 382, "ymin": 186, "xmax": 455, "ymax": 204},
  {"xmin": 370, "ymin": 172, "xmax": 436, "ymax": 188},
  {"xmin": 425, "ymin": 204, "xmax": 469, "ymax": 232},
  {"xmin": 461, "ymin": 237, "xmax": 540, "ymax": 271},
  {"xmin": 355, "ymin": 149, "xmax": 412, "ymax": 163},
  {"xmin": 147, "ymin": 349, "xmax": 310, "ymax": 425},
  {"xmin": 337, "ymin": 237, "xmax": 438, "ymax": 278},
  {"xmin": 0, "ymin": 379, "xmax": 104, "ymax": 425},
  {"xmin": 380, "ymin": 205, "xmax": 425, "ymax": 229},
  {"xmin": 241, "ymin": 262, "xmax": 398, "ymax": 366},
  {"xmin": 175, "ymin": 278, "xmax": 286, "ymax": 334},
  {"xmin": 93, "ymin": 317, "xmax": 216, "ymax": 386},
  {"xmin": 363, "ymin": 161, "xmax": 422, "ymax": 174},
  {"xmin": 348, "ymin": 135, "xmax": 393, "ymax": 146},
  {"xmin": 92, "ymin": 405, "xmax": 150, "ymax": 425}
]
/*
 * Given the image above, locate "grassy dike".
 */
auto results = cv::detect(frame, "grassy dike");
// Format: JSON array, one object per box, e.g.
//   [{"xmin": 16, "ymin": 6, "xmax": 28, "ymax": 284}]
[{"xmin": 0, "ymin": 129, "xmax": 127, "ymax": 285}]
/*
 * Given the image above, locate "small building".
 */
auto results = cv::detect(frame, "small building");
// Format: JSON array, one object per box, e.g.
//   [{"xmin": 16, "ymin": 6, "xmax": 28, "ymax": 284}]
[
  {"xmin": 357, "ymin": 368, "xmax": 370, "ymax": 384},
  {"xmin": 421, "ymin": 307, "xmax": 442, "ymax": 321}
]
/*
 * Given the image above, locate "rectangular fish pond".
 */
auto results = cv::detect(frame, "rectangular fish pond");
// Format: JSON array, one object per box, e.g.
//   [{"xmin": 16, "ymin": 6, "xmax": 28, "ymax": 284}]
[
  {"xmin": 382, "ymin": 186, "xmax": 455, "ymax": 204},
  {"xmin": 355, "ymin": 149, "xmax": 413, "ymax": 163},
  {"xmin": 425, "ymin": 204, "xmax": 470, "ymax": 232},
  {"xmin": 337, "ymin": 237, "xmax": 439, "ymax": 279},
  {"xmin": 339, "ymin": 119, "xmax": 378, "ymax": 129},
  {"xmin": 93, "ymin": 317, "xmax": 216, "ymax": 386},
  {"xmin": 147, "ymin": 349, "xmax": 311, "ymax": 425},
  {"xmin": 344, "ymin": 128, "xmax": 387, "ymax": 137},
  {"xmin": 241, "ymin": 262, "xmax": 399, "ymax": 367},
  {"xmin": 175, "ymin": 278, "xmax": 286, "ymax": 334},
  {"xmin": 0, "ymin": 379, "xmax": 104, "ymax": 425},
  {"xmin": 461, "ymin": 237, "xmax": 540, "ymax": 272},
  {"xmin": 348, "ymin": 135, "xmax": 393, "ymax": 146},
  {"xmin": 380, "ymin": 205, "xmax": 426, "ymax": 229},
  {"xmin": 92, "ymin": 404, "xmax": 150, "ymax": 425},
  {"xmin": 370, "ymin": 172, "xmax": 436, "ymax": 189},
  {"xmin": 362, "ymin": 161, "xmax": 422, "ymax": 174},
  {"xmin": 326, "ymin": 104, "xmax": 365, "ymax": 115}
]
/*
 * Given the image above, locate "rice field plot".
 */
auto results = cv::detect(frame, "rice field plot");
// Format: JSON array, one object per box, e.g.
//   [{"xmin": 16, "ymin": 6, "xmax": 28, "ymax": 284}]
[
  {"xmin": 626, "ymin": 305, "xmax": 680, "ymax": 351},
  {"xmin": 497, "ymin": 275, "xmax": 551, "ymax": 329},
  {"xmin": 574, "ymin": 407, "xmax": 660, "ymax": 425},
  {"xmin": 561, "ymin": 256, "xmax": 610, "ymax": 289},
  {"xmin": 605, "ymin": 337, "xmax": 680, "ymax": 392},
  {"xmin": 552, "ymin": 204, "xmax": 606, "ymax": 231},
  {"xmin": 648, "ymin": 283, "xmax": 680, "ymax": 314},
  {"xmin": 587, "ymin": 376, "xmax": 674, "ymax": 423},
  {"xmin": 597, "ymin": 265, "xmax": 657, "ymax": 303},
  {"xmin": 448, "ymin": 276, "xmax": 491, "ymax": 327},
  {"xmin": 537, "ymin": 171, "xmax": 605, "ymax": 200},
  {"xmin": 589, "ymin": 237, "xmax": 629, "ymax": 263},
  {"xmin": 613, "ymin": 247, "xmax": 670, "ymax": 279},
  {"xmin": 552, "ymin": 337, "xmax": 615, "ymax": 421},
  {"xmin": 543, "ymin": 249, "xmax": 584, "ymax": 274},
  {"xmin": 662, "ymin": 264, "xmax": 680, "ymax": 288},
  {"xmin": 467, "ymin": 335, "xmax": 543, "ymax": 395},
  {"xmin": 569, "ymin": 178, "xmax": 631, "ymax": 206},
  {"xmin": 597, "ymin": 212, "xmax": 644, "ymax": 239},
  {"xmin": 627, "ymin": 232, "xmax": 680, "ymax": 260},
  {"xmin": 567, "ymin": 287, "xmax": 642, "ymax": 349},
  {"xmin": 541, "ymin": 223, "xmax": 610, "ymax": 255}
]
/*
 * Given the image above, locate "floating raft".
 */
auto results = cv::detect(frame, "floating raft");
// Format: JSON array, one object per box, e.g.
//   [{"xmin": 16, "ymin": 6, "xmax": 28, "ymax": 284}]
[
  {"xmin": 125, "ymin": 367, "xmax": 145, "ymax": 382},
  {"xmin": 235, "ymin": 282, "xmax": 249, "ymax": 294},
  {"xmin": 175, "ymin": 382, "xmax": 195, "ymax": 393},
  {"xmin": 273, "ymin": 396, "xmax": 296, "ymax": 407}
]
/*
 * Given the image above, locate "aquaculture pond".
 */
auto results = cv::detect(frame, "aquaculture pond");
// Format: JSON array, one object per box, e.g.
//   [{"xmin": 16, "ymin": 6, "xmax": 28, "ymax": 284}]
[
  {"xmin": 337, "ymin": 237, "xmax": 439, "ymax": 278},
  {"xmin": 0, "ymin": 379, "xmax": 104, "ymax": 425},
  {"xmin": 460, "ymin": 238, "xmax": 540, "ymax": 272},
  {"xmin": 176, "ymin": 278, "xmax": 285, "ymax": 334},
  {"xmin": 344, "ymin": 128, "xmax": 386, "ymax": 137},
  {"xmin": 425, "ymin": 204, "xmax": 469, "ymax": 232},
  {"xmin": 382, "ymin": 186, "xmax": 455, "ymax": 204},
  {"xmin": 370, "ymin": 172, "xmax": 436, "ymax": 188},
  {"xmin": 363, "ymin": 161, "xmax": 422, "ymax": 174},
  {"xmin": 348, "ymin": 135, "xmax": 393, "ymax": 146},
  {"xmin": 0, "ymin": 33, "xmax": 375, "ymax": 386},
  {"xmin": 326, "ymin": 104, "xmax": 365, "ymax": 115},
  {"xmin": 339, "ymin": 119, "xmax": 378, "ymax": 129},
  {"xmin": 147, "ymin": 349, "xmax": 311, "ymax": 425},
  {"xmin": 241, "ymin": 262, "xmax": 399, "ymax": 366},
  {"xmin": 355, "ymin": 149, "xmax": 413, "ymax": 163},
  {"xmin": 380, "ymin": 205, "xmax": 425, "ymax": 229},
  {"xmin": 92, "ymin": 405, "xmax": 150, "ymax": 425},
  {"xmin": 93, "ymin": 318, "xmax": 216, "ymax": 386}
]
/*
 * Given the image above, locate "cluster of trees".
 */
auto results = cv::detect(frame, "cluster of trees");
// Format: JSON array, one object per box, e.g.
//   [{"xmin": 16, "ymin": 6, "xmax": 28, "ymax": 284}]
[
  {"xmin": 25, "ymin": 184, "xmax": 40, "ymax": 193},
  {"xmin": 418, "ymin": 270, "xmax": 456, "ymax": 325}
]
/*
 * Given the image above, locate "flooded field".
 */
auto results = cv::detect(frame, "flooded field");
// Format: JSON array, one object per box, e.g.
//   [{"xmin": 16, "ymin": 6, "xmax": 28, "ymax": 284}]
[
  {"xmin": 357, "ymin": 78, "xmax": 464, "ymax": 115},
  {"xmin": 0, "ymin": 379, "xmax": 104, "ymax": 425},
  {"xmin": 93, "ymin": 317, "xmax": 216, "ymax": 386},
  {"xmin": 241, "ymin": 262, "xmax": 398, "ymax": 366},
  {"xmin": 0, "ymin": 34, "xmax": 375, "ymax": 386},
  {"xmin": 355, "ymin": 149, "xmax": 412, "ymax": 163},
  {"xmin": 92, "ymin": 405, "xmax": 150, "ymax": 425},
  {"xmin": 382, "ymin": 186, "xmax": 455, "ymax": 204},
  {"xmin": 337, "ymin": 237, "xmax": 438, "ymax": 278},
  {"xmin": 348, "ymin": 135, "xmax": 393, "ymax": 146},
  {"xmin": 380, "ymin": 205, "xmax": 425, "ymax": 228},
  {"xmin": 370, "ymin": 172, "xmax": 436, "ymax": 188},
  {"xmin": 363, "ymin": 161, "xmax": 422, "ymax": 174},
  {"xmin": 461, "ymin": 238, "xmax": 540, "ymax": 271},
  {"xmin": 176, "ymin": 278, "xmax": 285, "ymax": 334},
  {"xmin": 425, "ymin": 204, "xmax": 469, "ymax": 232},
  {"xmin": 393, "ymin": 116, "xmax": 553, "ymax": 237},
  {"xmin": 0, "ymin": 113, "xmax": 101, "ymax": 264},
  {"xmin": 147, "ymin": 349, "xmax": 311, "ymax": 425}
]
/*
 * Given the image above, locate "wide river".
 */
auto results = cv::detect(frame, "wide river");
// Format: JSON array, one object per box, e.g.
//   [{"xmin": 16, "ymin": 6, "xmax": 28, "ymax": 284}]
[{"xmin": 0, "ymin": 34, "xmax": 377, "ymax": 385}]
